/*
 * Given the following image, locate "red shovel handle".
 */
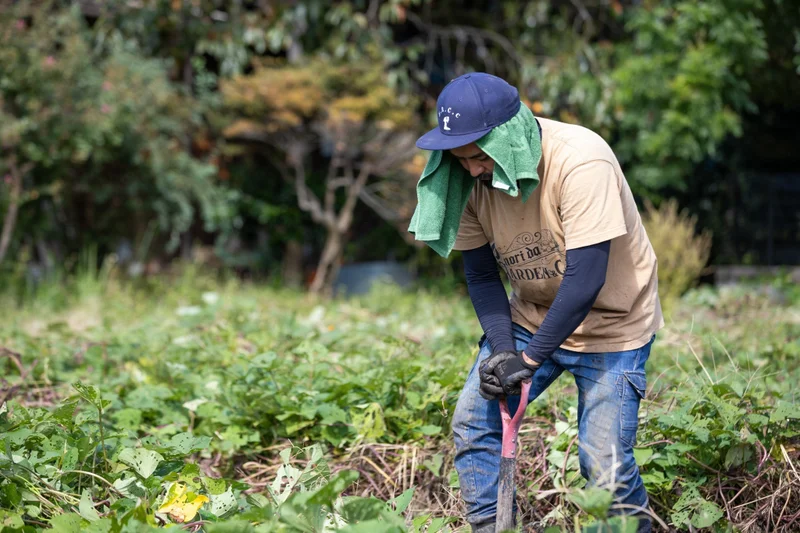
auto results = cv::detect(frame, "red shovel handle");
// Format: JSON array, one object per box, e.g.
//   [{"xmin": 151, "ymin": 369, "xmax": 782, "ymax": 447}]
[
  {"xmin": 499, "ymin": 380, "xmax": 531, "ymax": 459},
  {"xmin": 497, "ymin": 380, "xmax": 532, "ymax": 532}
]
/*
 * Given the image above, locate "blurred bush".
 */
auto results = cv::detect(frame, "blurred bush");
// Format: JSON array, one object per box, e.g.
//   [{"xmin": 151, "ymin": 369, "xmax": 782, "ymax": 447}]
[
  {"xmin": 643, "ymin": 199, "xmax": 712, "ymax": 310},
  {"xmin": 0, "ymin": 4, "xmax": 236, "ymax": 269}
]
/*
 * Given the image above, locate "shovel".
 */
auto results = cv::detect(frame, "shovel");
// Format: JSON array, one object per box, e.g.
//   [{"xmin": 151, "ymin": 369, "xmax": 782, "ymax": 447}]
[{"xmin": 496, "ymin": 379, "xmax": 532, "ymax": 533}]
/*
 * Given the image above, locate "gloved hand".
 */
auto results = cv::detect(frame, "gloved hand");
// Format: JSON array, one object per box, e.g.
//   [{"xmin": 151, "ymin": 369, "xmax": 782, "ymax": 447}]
[{"xmin": 479, "ymin": 350, "xmax": 541, "ymax": 400}]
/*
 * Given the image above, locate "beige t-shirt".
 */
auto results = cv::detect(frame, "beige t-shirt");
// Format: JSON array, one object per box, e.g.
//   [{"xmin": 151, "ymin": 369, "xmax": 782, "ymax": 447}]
[{"xmin": 454, "ymin": 116, "xmax": 664, "ymax": 352}]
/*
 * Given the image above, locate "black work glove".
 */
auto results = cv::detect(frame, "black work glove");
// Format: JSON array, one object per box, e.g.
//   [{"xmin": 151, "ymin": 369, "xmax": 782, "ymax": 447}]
[{"xmin": 479, "ymin": 350, "xmax": 541, "ymax": 400}]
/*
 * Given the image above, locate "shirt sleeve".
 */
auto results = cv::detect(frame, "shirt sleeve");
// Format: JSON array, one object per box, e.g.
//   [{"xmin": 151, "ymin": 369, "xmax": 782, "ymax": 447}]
[
  {"xmin": 463, "ymin": 243, "xmax": 514, "ymax": 354},
  {"xmin": 560, "ymin": 160, "xmax": 627, "ymax": 250},
  {"xmin": 453, "ymin": 196, "xmax": 489, "ymax": 251}
]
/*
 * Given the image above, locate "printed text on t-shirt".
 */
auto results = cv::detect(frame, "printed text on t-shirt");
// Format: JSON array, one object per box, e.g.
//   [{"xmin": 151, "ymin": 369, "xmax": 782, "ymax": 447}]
[{"xmin": 492, "ymin": 230, "xmax": 566, "ymax": 281}]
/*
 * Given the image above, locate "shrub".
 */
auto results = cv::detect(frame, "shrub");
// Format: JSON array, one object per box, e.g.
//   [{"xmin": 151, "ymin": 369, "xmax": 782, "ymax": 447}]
[
  {"xmin": 643, "ymin": 199, "xmax": 711, "ymax": 310},
  {"xmin": 0, "ymin": 4, "xmax": 235, "ymax": 268}
]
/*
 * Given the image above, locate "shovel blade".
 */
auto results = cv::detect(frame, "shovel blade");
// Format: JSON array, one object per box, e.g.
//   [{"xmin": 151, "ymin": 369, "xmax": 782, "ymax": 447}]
[{"xmin": 496, "ymin": 456, "xmax": 516, "ymax": 532}]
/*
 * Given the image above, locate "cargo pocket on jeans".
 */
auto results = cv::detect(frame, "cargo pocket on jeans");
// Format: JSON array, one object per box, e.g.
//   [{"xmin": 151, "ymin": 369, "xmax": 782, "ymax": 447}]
[{"xmin": 620, "ymin": 371, "xmax": 647, "ymax": 448}]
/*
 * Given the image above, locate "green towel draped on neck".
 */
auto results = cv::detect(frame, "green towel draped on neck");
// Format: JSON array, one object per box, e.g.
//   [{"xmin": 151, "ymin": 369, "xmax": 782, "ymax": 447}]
[{"xmin": 408, "ymin": 103, "xmax": 542, "ymax": 257}]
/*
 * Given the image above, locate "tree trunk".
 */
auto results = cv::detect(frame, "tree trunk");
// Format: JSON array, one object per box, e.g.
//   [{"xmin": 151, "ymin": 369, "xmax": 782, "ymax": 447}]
[
  {"xmin": 0, "ymin": 161, "xmax": 26, "ymax": 266},
  {"xmin": 281, "ymin": 240, "xmax": 304, "ymax": 288},
  {"xmin": 309, "ymin": 228, "xmax": 342, "ymax": 294}
]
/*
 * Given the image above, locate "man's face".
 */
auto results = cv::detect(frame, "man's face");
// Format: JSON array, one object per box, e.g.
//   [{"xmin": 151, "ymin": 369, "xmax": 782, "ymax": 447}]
[{"xmin": 450, "ymin": 142, "xmax": 495, "ymax": 180}]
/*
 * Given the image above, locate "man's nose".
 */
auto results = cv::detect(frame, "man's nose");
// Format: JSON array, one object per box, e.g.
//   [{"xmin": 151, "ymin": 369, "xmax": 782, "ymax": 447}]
[{"xmin": 468, "ymin": 162, "xmax": 484, "ymax": 178}]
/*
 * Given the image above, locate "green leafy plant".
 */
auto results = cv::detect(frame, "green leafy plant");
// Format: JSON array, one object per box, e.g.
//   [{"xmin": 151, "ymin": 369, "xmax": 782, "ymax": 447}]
[{"xmin": 1, "ymin": 268, "xmax": 798, "ymax": 531}]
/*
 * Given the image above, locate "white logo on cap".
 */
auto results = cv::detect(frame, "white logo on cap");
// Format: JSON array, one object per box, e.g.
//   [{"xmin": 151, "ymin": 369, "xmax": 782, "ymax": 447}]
[{"xmin": 439, "ymin": 106, "xmax": 461, "ymax": 131}]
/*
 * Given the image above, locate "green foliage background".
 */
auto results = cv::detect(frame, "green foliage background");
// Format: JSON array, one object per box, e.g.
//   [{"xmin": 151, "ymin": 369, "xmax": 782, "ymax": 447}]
[{"xmin": 1, "ymin": 0, "xmax": 798, "ymax": 278}]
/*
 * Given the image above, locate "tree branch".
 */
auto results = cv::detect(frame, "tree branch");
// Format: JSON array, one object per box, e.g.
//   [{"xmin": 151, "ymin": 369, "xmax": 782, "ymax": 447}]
[
  {"xmin": 358, "ymin": 187, "xmax": 400, "ymax": 222},
  {"xmin": 406, "ymin": 12, "xmax": 531, "ymax": 74},
  {"xmin": 0, "ymin": 158, "xmax": 31, "ymax": 265},
  {"xmin": 366, "ymin": 0, "xmax": 380, "ymax": 27},
  {"xmin": 324, "ymin": 157, "xmax": 342, "ymax": 216},
  {"xmin": 287, "ymin": 146, "xmax": 333, "ymax": 228},
  {"xmin": 569, "ymin": 0, "xmax": 595, "ymax": 36},
  {"xmin": 337, "ymin": 161, "xmax": 371, "ymax": 233}
]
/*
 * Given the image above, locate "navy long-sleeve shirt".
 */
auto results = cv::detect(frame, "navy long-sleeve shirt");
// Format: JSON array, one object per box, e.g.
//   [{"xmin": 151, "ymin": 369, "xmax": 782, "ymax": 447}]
[{"xmin": 463, "ymin": 240, "xmax": 610, "ymax": 363}]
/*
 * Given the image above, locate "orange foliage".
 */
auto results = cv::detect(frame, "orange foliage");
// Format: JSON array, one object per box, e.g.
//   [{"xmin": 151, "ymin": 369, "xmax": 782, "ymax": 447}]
[{"xmin": 221, "ymin": 59, "xmax": 417, "ymax": 139}]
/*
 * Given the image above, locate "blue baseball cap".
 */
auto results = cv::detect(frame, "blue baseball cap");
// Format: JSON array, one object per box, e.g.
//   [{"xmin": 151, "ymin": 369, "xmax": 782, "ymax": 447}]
[{"xmin": 416, "ymin": 72, "xmax": 521, "ymax": 151}]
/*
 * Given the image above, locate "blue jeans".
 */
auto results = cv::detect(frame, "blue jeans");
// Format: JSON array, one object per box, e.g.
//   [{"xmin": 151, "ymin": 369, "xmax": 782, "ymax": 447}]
[{"xmin": 453, "ymin": 324, "xmax": 653, "ymax": 531}]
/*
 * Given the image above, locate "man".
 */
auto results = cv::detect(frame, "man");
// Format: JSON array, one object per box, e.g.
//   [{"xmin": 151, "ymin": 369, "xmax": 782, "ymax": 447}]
[{"xmin": 411, "ymin": 73, "xmax": 663, "ymax": 532}]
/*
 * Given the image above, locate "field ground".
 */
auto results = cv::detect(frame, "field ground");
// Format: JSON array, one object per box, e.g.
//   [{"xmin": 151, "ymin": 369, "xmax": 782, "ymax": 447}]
[{"xmin": 1, "ymin": 269, "xmax": 799, "ymax": 532}]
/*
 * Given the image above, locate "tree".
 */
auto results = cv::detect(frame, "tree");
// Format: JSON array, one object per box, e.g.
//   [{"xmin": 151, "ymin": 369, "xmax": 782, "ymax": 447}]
[
  {"xmin": 0, "ymin": 4, "xmax": 234, "ymax": 268},
  {"xmin": 221, "ymin": 59, "xmax": 419, "ymax": 293}
]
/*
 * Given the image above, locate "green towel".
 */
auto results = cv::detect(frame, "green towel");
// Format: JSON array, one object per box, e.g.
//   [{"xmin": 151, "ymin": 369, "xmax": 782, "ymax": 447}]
[{"xmin": 408, "ymin": 104, "xmax": 542, "ymax": 257}]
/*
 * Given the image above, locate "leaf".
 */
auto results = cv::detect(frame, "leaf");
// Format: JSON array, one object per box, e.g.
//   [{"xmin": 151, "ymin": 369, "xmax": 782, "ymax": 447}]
[
  {"xmin": 641, "ymin": 470, "xmax": 672, "ymax": 491},
  {"xmin": 183, "ymin": 398, "xmax": 209, "ymax": 412},
  {"xmin": 80, "ymin": 489, "xmax": 101, "ymax": 521},
  {"xmin": 390, "ymin": 487, "xmax": 414, "ymax": 514},
  {"xmin": 412, "ymin": 513, "xmax": 432, "ymax": 530},
  {"xmin": 154, "ymin": 459, "xmax": 184, "ymax": 477},
  {"xmin": 73, "ymin": 382, "xmax": 98, "ymax": 403},
  {"xmin": 338, "ymin": 520, "xmax": 404, "ymax": 533},
  {"xmin": 418, "ymin": 425, "xmax": 442, "ymax": 436},
  {"xmin": 746, "ymin": 413, "xmax": 769, "ymax": 427},
  {"xmin": 422, "ymin": 453, "xmax": 443, "ymax": 476},
  {"xmin": 52, "ymin": 400, "xmax": 79, "ymax": 425},
  {"xmin": 633, "ymin": 447, "xmax": 654, "ymax": 465},
  {"xmin": 0, "ymin": 484, "xmax": 21, "ymax": 508},
  {"xmin": 771, "ymin": 402, "xmax": 800, "ymax": 424},
  {"xmin": 724, "ymin": 443, "xmax": 753, "ymax": 469},
  {"xmin": 269, "ymin": 463, "xmax": 305, "ymax": 505},
  {"xmin": 73, "ymin": 382, "xmax": 111, "ymax": 410},
  {"xmin": 205, "ymin": 521, "xmax": 257, "ymax": 533},
  {"xmin": 670, "ymin": 508, "xmax": 691, "ymax": 528},
  {"xmin": 673, "ymin": 485, "xmax": 702, "ymax": 511},
  {"xmin": 120, "ymin": 502, "xmax": 159, "ymax": 526},
  {"xmin": 581, "ymin": 515, "xmax": 639, "ymax": 533},
  {"xmin": 690, "ymin": 499, "xmax": 723, "ymax": 528},
  {"xmin": 340, "ymin": 497, "xmax": 387, "ymax": 522},
  {"xmin": 351, "ymin": 403, "xmax": 386, "ymax": 441},
  {"xmin": 203, "ymin": 476, "xmax": 227, "ymax": 495},
  {"xmin": 218, "ymin": 425, "xmax": 258, "ymax": 451},
  {"xmin": 157, "ymin": 482, "xmax": 209, "ymax": 523},
  {"xmin": 317, "ymin": 404, "xmax": 348, "ymax": 424},
  {"xmin": 665, "ymin": 442, "xmax": 696, "ymax": 454},
  {"xmin": 0, "ymin": 510, "xmax": 24, "ymax": 529},
  {"xmin": 62, "ymin": 446, "xmax": 79, "ymax": 471},
  {"xmin": 308, "ymin": 470, "xmax": 359, "ymax": 507},
  {"xmin": 208, "ymin": 486, "xmax": 237, "ymax": 517},
  {"xmin": 567, "ymin": 487, "xmax": 614, "ymax": 519},
  {"xmin": 165, "ymin": 432, "xmax": 211, "ymax": 455},
  {"xmin": 84, "ymin": 517, "xmax": 113, "ymax": 533},
  {"xmin": 277, "ymin": 492, "xmax": 325, "ymax": 533},
  {"xmin": 427, "ymin": 516, "xmax": 454, "ymax": 531},
  {"xmin": 113, "ymin": 408, "xmax": 142, "ymax": 430},
  {"xmin": 118, "ymin": 447, "xmax": 163, "ymax": 479},
  {"xmin": 448, "ymin": 469, "xmax": 460, "ymax": 488},
  {"xmin": 113, "ymin": 476, "xmax": 147, "ymax": 498},
  {"xmin": 50, "ymin": 512, "xmax": 82, "ymax": 533}
]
